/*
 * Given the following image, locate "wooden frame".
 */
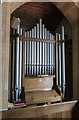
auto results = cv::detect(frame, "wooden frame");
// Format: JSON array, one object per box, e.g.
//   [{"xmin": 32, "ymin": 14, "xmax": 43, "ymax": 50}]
[{"xmin": 11, "ymin": 34, "xmax": 65, "ymax": 43}]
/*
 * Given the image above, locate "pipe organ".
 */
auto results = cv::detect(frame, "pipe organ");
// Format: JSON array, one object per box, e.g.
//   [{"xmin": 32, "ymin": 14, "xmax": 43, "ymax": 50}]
[
  {"xmin": 11, "ymin": 18, "xmax": 66, "ymax": 102},
  {"xmin": 24, "ymin": 20, "xmax": 56, "ymax": 76}
]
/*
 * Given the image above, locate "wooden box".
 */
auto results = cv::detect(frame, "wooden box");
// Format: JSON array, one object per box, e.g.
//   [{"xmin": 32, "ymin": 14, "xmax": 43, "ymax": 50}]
[
  {"xmin": 25, "ymin": 90, "xmax": 61, "ymax": 105},
  {"xmin": 24, "ymin": 76, "xmax": 55, "ymax": 92}
]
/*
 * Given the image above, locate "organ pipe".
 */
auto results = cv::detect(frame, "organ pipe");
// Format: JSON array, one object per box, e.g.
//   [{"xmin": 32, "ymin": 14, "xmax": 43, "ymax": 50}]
[
  {"xmin": 39, "ymin": 19, "xmax": 42, "ymax": 75},
  {"xmin": 59, "ymin": 34, "xmax": 62, "ymax": 92},
  {"xmin": 42, "ymin": 24, "xmax": 45, "ymax": 75},
  {"xmin": 45, "ymin": 28, "xmax": 47, "ymax": 74},
  {"xmin": 19, "ymin": 28, "xmax": 22, "ymax": 100},
  {"xmin": 34, "ymin": 26, "xmax": 37, "ymax": 75},
  {"xmin": 25, "ymin": 32, "xmax": 27, "ymax": 76},
  {"xmin": 37, "ymin": 24, "xmax": 40, "ymax": 75},
  {"xmin": 32, "ymin": 29, "xmax": 34, "ymax": 75},
  {"xmin": 62, "ymin": 26, "xmax": 65, "ymax": 96},
  {"xmin": 49, "ymin": 33, "xmax": 52, "ymax": 75},
  {"xmin": 15, "ymin": 23, "xmax": 20, "ymax": 101},
  {"xmin": 47, "ymin": 31, "xmax": 50, "ymax": 75},
  {"xmin": 29, "ymin": 30, "xmax": 32, "ymax": 74},
  {"xmin": 56, "ymin": 33, "xmax": 59, "ymax": 85}
]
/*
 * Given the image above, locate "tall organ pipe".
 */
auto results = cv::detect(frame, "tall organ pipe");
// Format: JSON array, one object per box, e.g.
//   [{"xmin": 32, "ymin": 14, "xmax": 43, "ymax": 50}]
[
  {"xmin": 11, "ymin": 29, "xmax": 15, "ymax": 101},
  {"xmin": 42, "ymin": 24, "xmax": 45, "ymax": 75},
  {"xmin": 49, "ymin": 33, "xmax": 52, "ymax": 75},
  {"xmin": 62, "ymin": 26, "xmax": 65, "ymax": 96},
  {"xmin": 47, "ymin": 31, "xmax": 50, "ymax": 75},
  {"xmin": 15, "ymin": 23, "xmax": 20, "ymax": 101},
  {"xmin": 25, "ymin": 32, "xmax": 27, "ymax": 76},
  {"xmin": 34, "ymin": 26, "xmax": 36, "ymax": 75},
  {"xmin": 29, "ymin": 30, "xmax": 32, "ymax": 74},
  {"xmin": 45, "ymin": 28, "xmax": 47, "ymax": 74},
  {"xmin": 51, "ymin": 34, "xmax": 54, "ymax": 85},
  {"xmin": 37, "ymin": 24, "xmax": 40, "ymax": 75},
  {"xmin": 39, "ymin": 19, "xmax": 42, "ymax": 75},
  {"xmin": 51, "ymin": 34, "xmax": 54, "ymax": 75},
  {"xmin": 59, "ymin": 34, "xmax": 62, "ymax": 92},
  {"xmin": 27, "ymin": 31, "xmax": 30, "ymax": 75},
  {"xmin": 32, "ymin": 29, "xmax": 34, "ymax": 75},
  {"xmin": 19, "ymin": 28, "xmax": 22, "ymax": 100},
  {"xmin": 56, "ymin": 33, "xmax": 59, "ymax": 85},
  {"xmin": 53, "ymin": 35, "xmax": 55, "ymax": 75}
]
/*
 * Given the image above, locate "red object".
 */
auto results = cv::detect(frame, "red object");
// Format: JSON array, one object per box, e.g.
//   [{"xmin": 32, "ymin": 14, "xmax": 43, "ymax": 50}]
[{"xmin": 14, "ymin": 103, "xmax": 25, "ymax": 107}]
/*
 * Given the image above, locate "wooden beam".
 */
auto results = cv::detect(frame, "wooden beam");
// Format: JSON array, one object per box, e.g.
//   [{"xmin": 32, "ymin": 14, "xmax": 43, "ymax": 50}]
[
  {"xmin": 11, "ymin": 34, "xmax": 65, "ymax": 43},
  {"xmin": 58, "ymin": 40, "xmax": 66, "ymax": 43},
  {"xmin": 25, "ymin": 37, "xmax": 55, "ymax": 43}
]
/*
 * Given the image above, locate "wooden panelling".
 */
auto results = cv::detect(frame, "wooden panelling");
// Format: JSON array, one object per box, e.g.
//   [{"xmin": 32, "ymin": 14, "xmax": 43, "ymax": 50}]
[
  {"xmin": 24, "ymin": 76, "xmax": 54, "ymax": 92},
  {"xmin": 11, "ymin": 2, "xmax": 64, "ymax": 32},
  {"xmin": 25, "ymin": 90, "xmax": 61, "ymax": 105},
  {"xmin": 2, "ymin": 101, "xmax": 77, "ymax": 118},
  {"xmin": 47, "ymin": 111, "xmax": 72, "ymax": 118}
]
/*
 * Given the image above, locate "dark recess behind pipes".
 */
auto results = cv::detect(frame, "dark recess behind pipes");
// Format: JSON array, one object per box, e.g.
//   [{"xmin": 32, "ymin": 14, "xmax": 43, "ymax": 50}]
[{"xmin": 11, "ymin": 2, "xmax": 64, "ymax": 33}]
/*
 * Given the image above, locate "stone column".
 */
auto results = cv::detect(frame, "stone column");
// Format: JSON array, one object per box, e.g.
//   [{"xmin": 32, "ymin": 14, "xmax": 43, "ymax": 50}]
[
  {"xmin": 72, "ymin": 4, "xmax": 79, "ymax": 100},
  {"xmin": 77, "ymin": 4, "xmax": 79, "ymax": 100},
  {"xmin": 0, "ymin": 4, "xmax": 2, "ymax": 112},
  {"xmin": 0, "ymin": 3, "xmax": 10, "ymax": 110}
]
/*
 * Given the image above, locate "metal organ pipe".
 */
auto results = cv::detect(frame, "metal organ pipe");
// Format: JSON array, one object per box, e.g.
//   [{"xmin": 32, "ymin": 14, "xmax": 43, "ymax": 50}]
[
  {"xmin": 53, "ymin": 35, "xmax": 55, "ymax": 75},
  {"xmin": 25, "ymin": 32, "xmax": 27, "ymax": 76},
  {"xmin": 46, "ymin": 30, "xmax": 48, "ymax": 74},
  {"xmin": 47, "ymin": 31, "xmax": 50, "ymax": 75},
  {"xmin": 19, "ymin": 28, "xmax": 23, "ymax": 100},
  {"xmin": 37, "ymin": 24, "xmax": 40, "ymax": 75},
  {"xmin": 51, "ymin": 34, "xmax": 54, "ymax": 85},
  {"xmin": 45, "ymin": 28, "xmax": 47, "ymax": 75},
  {"xmin": 27, "ymin": 31, "xmax": 30, "ymax": 75},
  {"xmin": 62, "ymin": 26, "xmax": 65, "ymax": 96},
  {"xmin": 29, "ymin": 30, "xmax": 32, "ymax": 75},
  {"xmin": 59, "ymin": 34, "xmax": 62, "ymax": 92},
  {"xmin": 15, "ymin": 23, "xmax": 20, "ymax": 101},
  {"xmin": 42, "ymin": 24, "xmax": 45, "ymax": 75},
  {"xmin": 32, "ymin": 29, "xmax": 34, "ymax": 75},
  {"xmin": 51, "ymin": 34, "xmax": 54, "ymax": 75},
  {"xmin": 56, "ymin": 33, "xmax": 59, "ymax": 86},
  {"xmin": 39, "ymin": 19, "xmax": 42, "ymax": 75},
  {"xmin": 49, "ymin": 33, "xmax": 52, "ymax": 75},
  {"xmin": 34, "ymin": 26, "xmax": 36, "ymax": 75}
]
